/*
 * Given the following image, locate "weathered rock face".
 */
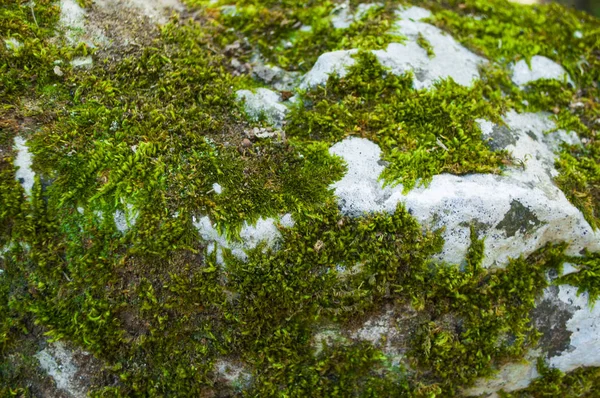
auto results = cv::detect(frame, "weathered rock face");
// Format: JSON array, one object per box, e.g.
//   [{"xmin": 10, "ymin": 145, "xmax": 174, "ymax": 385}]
[{"xmin": 1, "ymin": 0, "xmax": 599, "ymax": 396}]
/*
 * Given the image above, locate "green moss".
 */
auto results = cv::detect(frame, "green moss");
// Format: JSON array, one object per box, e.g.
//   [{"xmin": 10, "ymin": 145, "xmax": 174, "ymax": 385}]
[
  {"xmin": 287, "ymin": 51, "xmax": 511, "ymax": 190},
  {"xmin": 416, "ymin": 32, "xmax": 435, "ymax": 58},
  {"xmin": 185, "ymin": 0, "xmax": 402, "ymax": 72},
  {"xmin": 501, "ymin": 359, "xmax": 600, "ymax": 397},
  {"xmin": 2, "ymin": 0, "xmax": 600, "ymax": 396},
  {"xmin": 416, "ymin": 0, "xmax": 600, "ymax": 228},
  {"xmin": 557, "ymin": 251, "xmax": 600, "ymax": 303}
]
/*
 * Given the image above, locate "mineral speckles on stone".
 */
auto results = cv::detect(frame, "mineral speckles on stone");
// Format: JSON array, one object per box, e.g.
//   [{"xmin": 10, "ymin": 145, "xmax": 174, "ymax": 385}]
[
  {"xmin": 511, "ymin": 55, "xmax": 574, "ymax": 88},
  {"xmin": 236, "ymin": 88, "xmax": 288, "ymax": 128},
  {"xmin": 35, "ymin": 342, "xmax": 88, "ymax": 398},
  {"xmin": 373, "ymin": 6, "xmax": 486, "ymax": 90},
  {"xmin": 14, "ymin": 136, "xmax": 35, "ymax": 197},
  {"xmin": 548, "ymin": 285, "xmax": 600, "ymax": 372},
  {"xmin": 328, "ymin": 111, "xmax": 599, "ymax": 267}
]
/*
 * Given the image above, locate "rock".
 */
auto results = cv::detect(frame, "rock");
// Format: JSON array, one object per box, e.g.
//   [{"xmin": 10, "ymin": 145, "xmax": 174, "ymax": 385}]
[
  {"xmin": 36, "ymin": 342, "xmax": 88, "ymax": 398},
  {"xmin": 511, "ymin": 55, "xmax": 574, "ymax": 88},
  {"xmin": 467, "ymin": 284, "xmax": 600, "ymax": 396},
  {"xmin": 70, "ymin": 56, "xmax": 94, "ymax": 69},
  {"xmin": 328, "ymin": 110, "xmax": 598, "ymax": 268},
  {"xmin": 236, "ymin": 88, "xmax": 288, "ymax": 128},
  {"xmin": 4, "ymin": 37, "xmax": 23, "ymax": 51},
  {"xmin": 301, "ymin": 7, "xmax": 486, "ymax": 90},
  {"xmin": 193, "ymin": 214, "xmax": 295, "ymax": 265},
  {"xmin": 300, "ymin": 49, "xmax": 358, "ymax": 89},
  {"xmin": 330, "ymin": 2, "xmax": 382, "ymax": 29},
  {"xmin": 241, "ymin": 138, "xmax": 253, "ymax": 148},
  {"xmin": 13, "ymin": 137, "xmax": 35, "ymax": 197}
]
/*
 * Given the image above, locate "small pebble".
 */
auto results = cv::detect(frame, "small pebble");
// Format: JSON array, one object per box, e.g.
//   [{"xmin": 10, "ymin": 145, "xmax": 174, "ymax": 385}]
[{"xmin": 242, "ymin": 138, "xmax": 252, "ymax": 148}]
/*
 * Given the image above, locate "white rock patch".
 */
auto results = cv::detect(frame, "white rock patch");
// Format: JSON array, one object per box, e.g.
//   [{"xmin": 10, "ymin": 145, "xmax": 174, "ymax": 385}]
[
  {"xmin": 512, "ymin": 55, "xmax": 574, "ymax": 88},
  {"xmin": 193, "ymin": 214, "xmax": 294, "ymax": 265},
  {"xmin": 212, "ymin": 182, "xmax": 223, "ymax": 195},
  {"xmin": 328, "ymin": 111, "xmax": 599, "ymax": 268},
  {"xmin": 331, "ymin": 2, "xmax": 382, "ymax": 29},
  {"xmin": 14, "ymin": 136, "xmax": 35, "ymax": 197},
  {"xmin": 466, "ymin": 285, "xmax": 600, "ymax": 396},
  {"xmin": 300, "ymin": 6, "xmax": 486, "ymax": 90},
  {"xmin": 236, "ymin": 88, "xmax": 288, "ymax": 128},
  {"xmin": 4, "ymin": 37, "xmax": 23, "ymax": 51},
  {"xmin": 113, "ymin": 203, "xmax": 138, "ymax": 233},
  {"xmin": 549, "ymin": 285, "xmax": 600, "ymax": 372},
  {"xmin": 300, "ymin": 49, "xmax": 358, "ymax": 89},
  {"xmin": 36, "ymin": 341, "xmax": 87, "ymax": 398},
  {"xmin": 214, "ymin": 359, "xmax": 251, "ymax": 386},
  {"xmin": 374, "ymin": 6, "xmax": 486, "ymax": 89},
  {"xmin": 71, "ymin": 56, "xmax": 93, "ymax": 69},
  {"xmin": 463, "ymin": 350, "xmax": 541, "ymax": 396}
]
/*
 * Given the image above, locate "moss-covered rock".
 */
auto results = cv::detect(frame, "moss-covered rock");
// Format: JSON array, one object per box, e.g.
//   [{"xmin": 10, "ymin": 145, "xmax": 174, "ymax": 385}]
[{"xmin": 1, "ymin": 0, "xmax": 599, "ymax": 396}]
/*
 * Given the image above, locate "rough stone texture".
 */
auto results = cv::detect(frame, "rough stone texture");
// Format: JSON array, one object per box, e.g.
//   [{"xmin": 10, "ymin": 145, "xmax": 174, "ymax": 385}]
[
  {"xmin": 463, "ymin": 350, "xmax": 542, "ymax": 396},
  {"xmin": 300, "ymin": 7, "xmax": 485, "ymax": 90},
  {"xmin": 328, "ymin": 110, "xmax": 599, "ymax": 268},
  {"xmin": 193, "ymin": 214, "xmax": 294, "ymax": 264},
  {"xmin": 35, "ymin": 342, "xmax": 88, "ymax": 398},
  {"xmin": 14, "ymin": 137, "xmax": 35, "ymax": 197},
  {"xmin": 512, "ymin": 55, "xmax": 575, "ymax": 87},
  {"xmin": 236, "ymin": 88, "xmax": 288, "ymax": 127},
  {"xmin": 466, "ymin": 284, "xmax": 600, "ymax": 396},
  {"xmin": 374, "ymin": 6, "xmax": 486, "ymax": 89},
  {"xmin": 330, "ymin": 2, "xmax": 382, "ymax": 29},
  {"xmin": 300, "ymin": 49, "xmax": 358, "ymax": 89}
]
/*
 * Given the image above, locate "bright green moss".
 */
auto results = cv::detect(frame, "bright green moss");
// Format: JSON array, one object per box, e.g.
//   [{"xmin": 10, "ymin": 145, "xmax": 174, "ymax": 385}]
[
  {"xmin": 185, "ymin": 0, "xmax": 402, "ymax": 72},
  {"xmin": 287, "ymin": 51, "xmax": 511, "ymax": 190},
  {"xmin": 416, "ymin": 32, "xmax": 435, "ymax": 58},
  {"xmin": 557, "ymin": 251, "xmax": 600, "ymax": 303},
  {"xmin": 501, "ymin": 359, "xmax": 600, "ymax": 397}
]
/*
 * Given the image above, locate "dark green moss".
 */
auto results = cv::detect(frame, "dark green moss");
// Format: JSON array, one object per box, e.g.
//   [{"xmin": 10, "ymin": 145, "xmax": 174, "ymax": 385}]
[{"xmin": 2, "ymin": 0, "xmax": 600, "ymax": 396}]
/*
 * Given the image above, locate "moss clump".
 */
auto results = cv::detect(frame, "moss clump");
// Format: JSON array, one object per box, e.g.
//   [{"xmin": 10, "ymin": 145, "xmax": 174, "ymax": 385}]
[
  {"xmin": 557, "ymin": 251, "xmax": 600, "ymax": 303},
  {"xmin": 185, "ymin": 0, "xmax": 402, "ymax": 72},
  {"xmin": 287, "ymin": 51, "xmax": 511, "ymax": 190},
  {"xmin": 502, "ymin": 359, "xmax": 600, "ymax": 397},
  {"xmin": 416, "ymin": 32, "xmax": 435, "ymax": 58}
]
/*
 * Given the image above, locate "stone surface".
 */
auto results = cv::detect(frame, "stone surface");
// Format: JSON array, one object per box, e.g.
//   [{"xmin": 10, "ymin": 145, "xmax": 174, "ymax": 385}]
[
  {"xmin": 512, "ymin": 55, "xmax": 574, "ymax": 87},
  {"xmin": 35, "ymin": 342, "xmax": 88, "ymax": 398},
  {"xmin": 374, "ymin": 6, "xmax": 486, "ymax": 89},
  {"xmin": 236, "ymin": 88, "xmax": 288, "ymax": 127},
  {"xmin": 466, "ymin": 284, "xmax": 600, "ymax": 396},
  {"xmin": 328, "ymin": 110, "xmax": 599, "ymax": 268},
  {"xmin": 300, "ymin": 7, "xmax": 485, "ymax": 90},
  {"xmin": 193, "ymin": 214, "xmax": 294, "ymax": 264},
  {"xmin": 14, "ymin": 137, "xmax": 35, "ymax": 197}
]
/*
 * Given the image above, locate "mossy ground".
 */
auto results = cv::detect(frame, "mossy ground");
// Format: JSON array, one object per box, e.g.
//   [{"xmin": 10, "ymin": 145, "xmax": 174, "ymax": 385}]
[{"xmin": 1, "ymin": 0, "xmax": 600, "ymax": 396}]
